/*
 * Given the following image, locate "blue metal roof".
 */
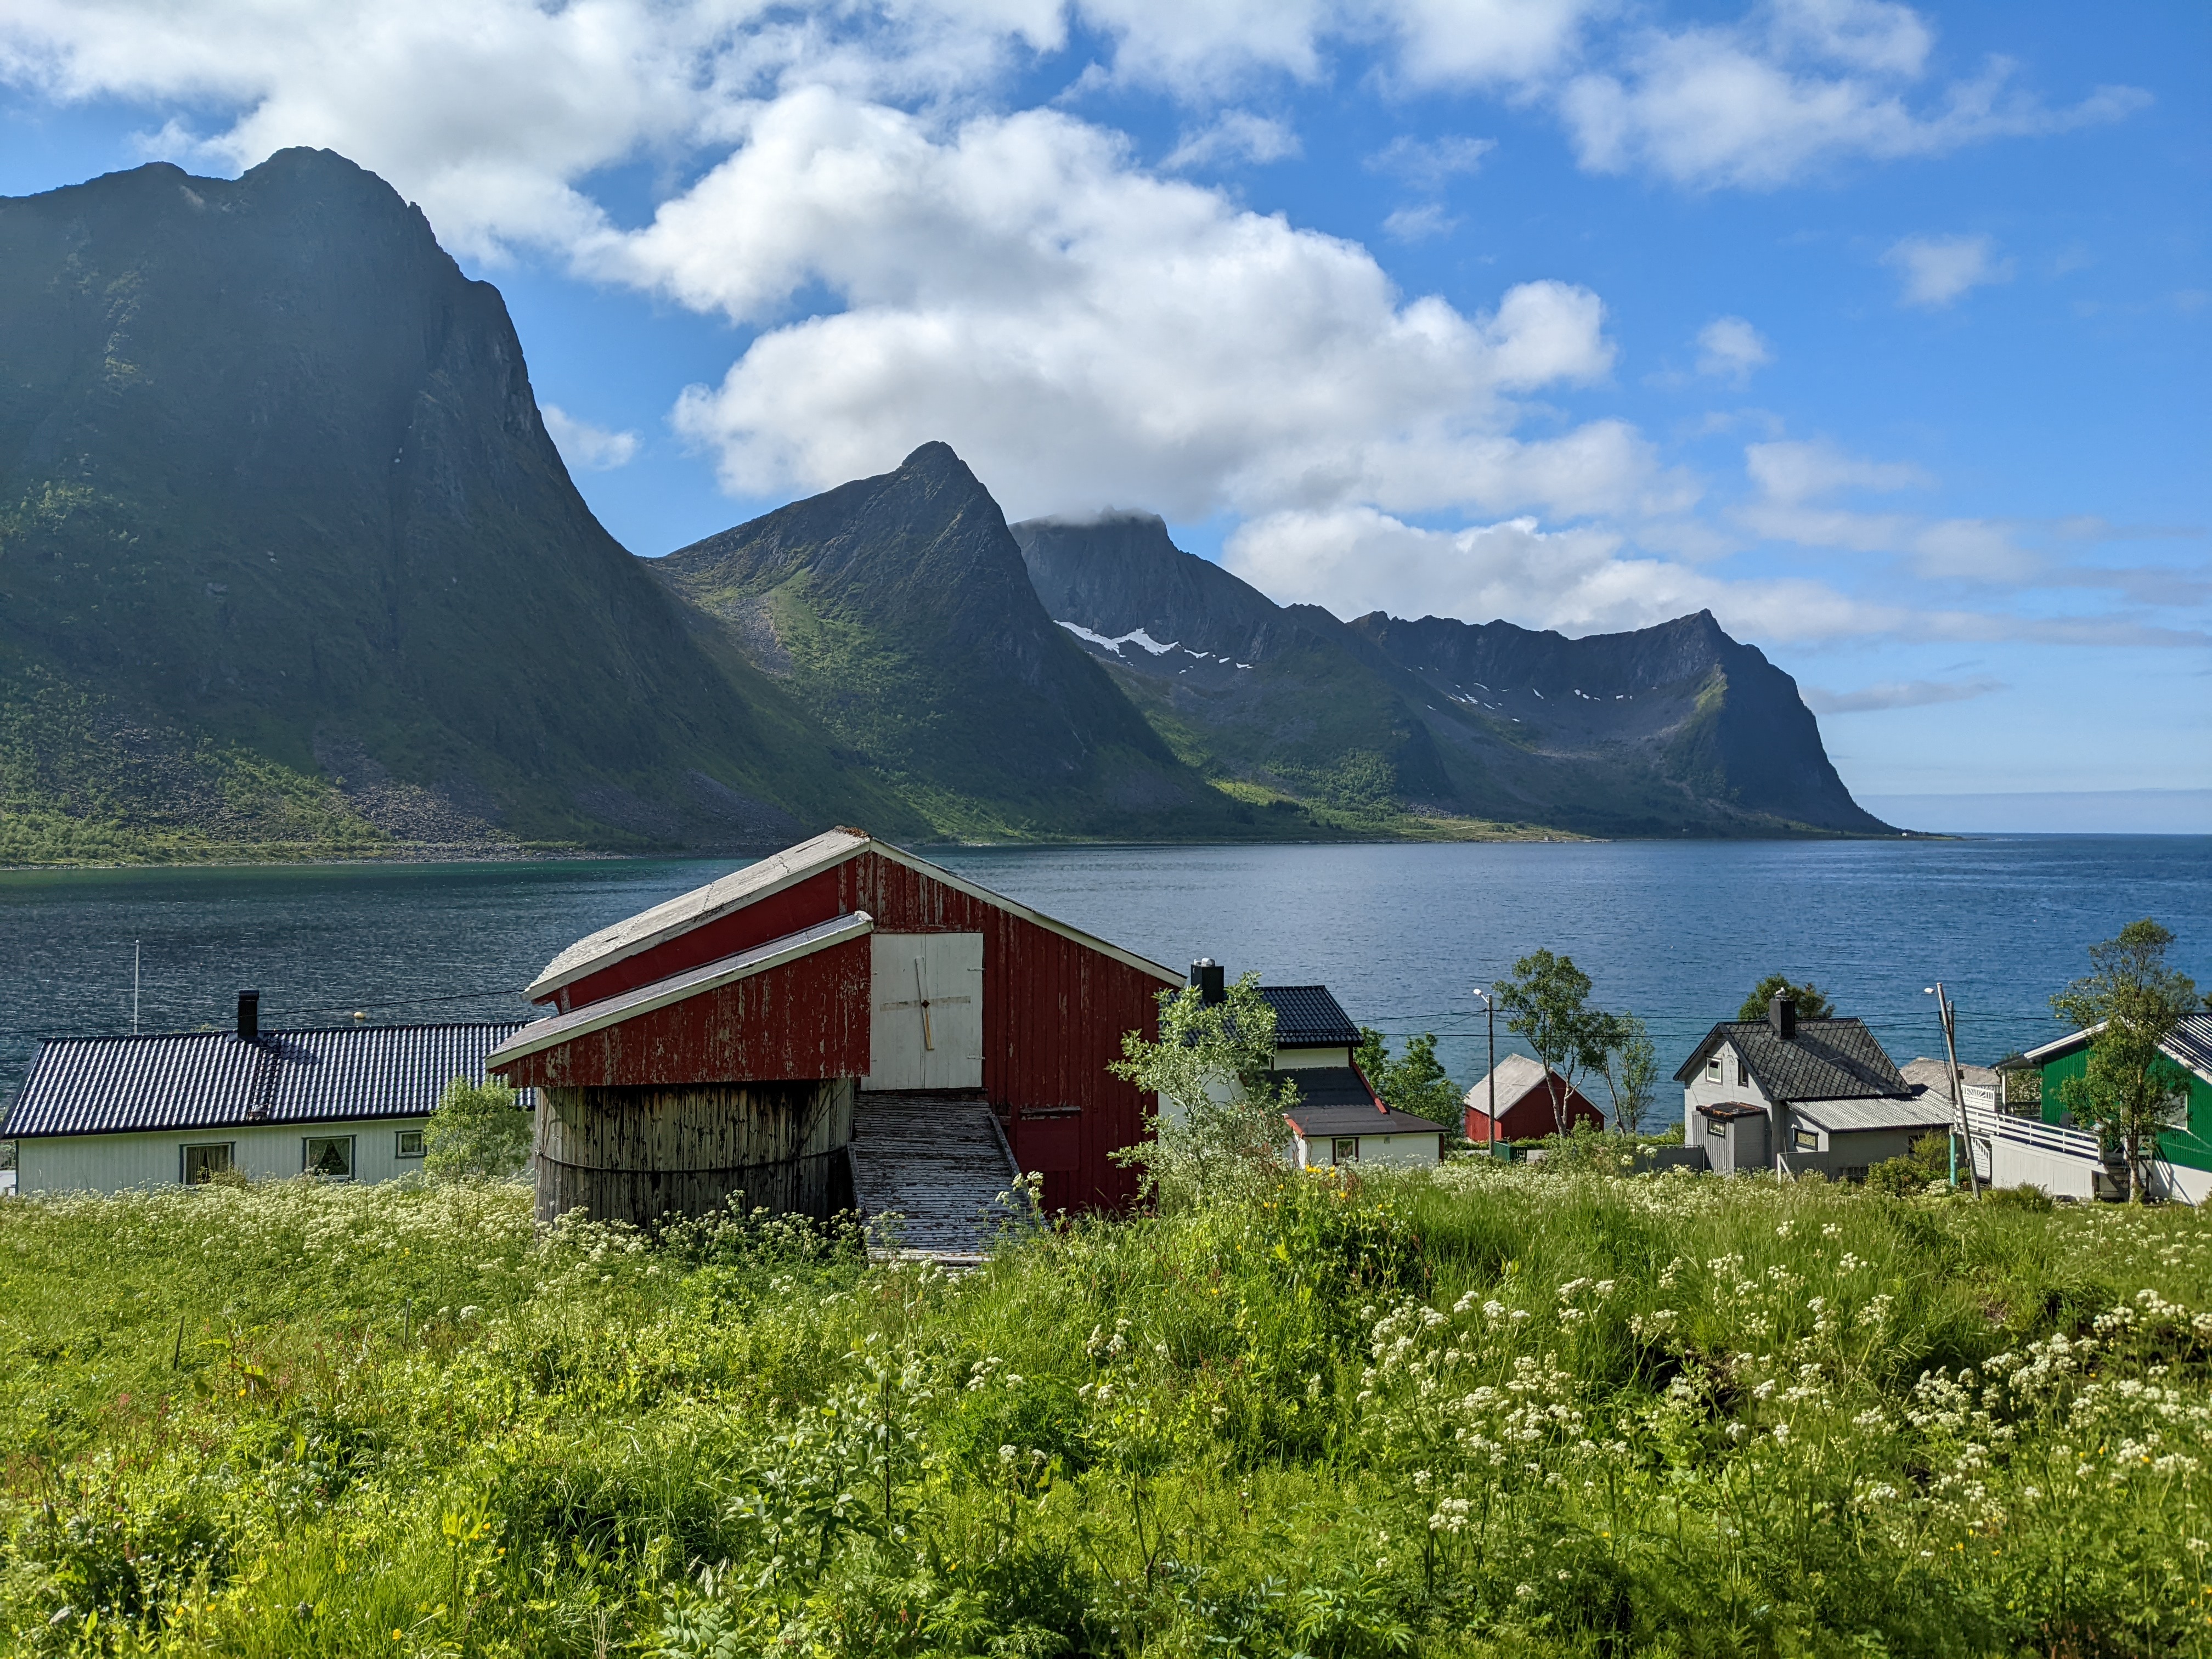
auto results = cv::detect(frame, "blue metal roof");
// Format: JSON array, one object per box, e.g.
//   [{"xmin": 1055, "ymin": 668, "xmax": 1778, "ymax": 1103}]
[
  {"xmin": 1258, "ymin": 985, "xmax": 1361, "ymax": 1048},
  {"xmin": 2, "ymin": 1023, "xmax": 531, "ymax": 1139}
]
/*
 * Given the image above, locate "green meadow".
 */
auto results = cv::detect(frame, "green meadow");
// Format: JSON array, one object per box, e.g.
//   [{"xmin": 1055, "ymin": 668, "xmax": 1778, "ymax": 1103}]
[{"xmin": 2, "ymin": 1165, "xmax": 2207, "ymax": 1656}]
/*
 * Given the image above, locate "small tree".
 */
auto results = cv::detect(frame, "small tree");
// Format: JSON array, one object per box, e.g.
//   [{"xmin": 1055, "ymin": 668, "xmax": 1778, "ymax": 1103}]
[
  {"xmin": 1494, "ymin": 949, "xmax": 1610, "ymax": 1135},
  {"xmin": 1596, "ymin": 1012, "xmax": 1660, "ymax": 1136},
  {"xmin": 2051, "ymin": 918, "xmax": 2199, "ymax": 1203},
  {"xmin": 1737, "ymin": 975, "xmax": 1834, "ymax": 1022},
  {"xmin": 424, "ymin": 1075, "xmax": 533, "ymax": 1180},
  {"xmin": 1109, "ymin": 972, "xmax": 1295, "ymax": 1210}
]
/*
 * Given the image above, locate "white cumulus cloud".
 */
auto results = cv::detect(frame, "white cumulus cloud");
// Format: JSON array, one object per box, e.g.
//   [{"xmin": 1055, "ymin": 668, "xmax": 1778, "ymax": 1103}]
[
  {"xmin": 1883, "ymin": 232, "xmax": 2013, "ymax": 307},
  {"xmin": 1695, "ymin": 315, "xmax": 1773, "ymax": 382},
  {"xmin": 1557, "ymin": 1, "xmax": 2148, "ymax": 190},
  {"xmin": 636, "ymin": 90, "xmax": 1623, "ymax": 522},
  {"xmin": 541, "ymin": 405, "xmax": 640, "ymax": 471}
]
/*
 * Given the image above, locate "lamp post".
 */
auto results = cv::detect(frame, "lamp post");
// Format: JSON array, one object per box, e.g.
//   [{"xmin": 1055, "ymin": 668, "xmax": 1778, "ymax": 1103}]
[
  {"xmin": 1925, "ymin": 983, "xmax": 1981, "ymax": 1198},
  {"xmin": 1472, "ymin": 986, "xmax": 1497, "ymax": 1153}
]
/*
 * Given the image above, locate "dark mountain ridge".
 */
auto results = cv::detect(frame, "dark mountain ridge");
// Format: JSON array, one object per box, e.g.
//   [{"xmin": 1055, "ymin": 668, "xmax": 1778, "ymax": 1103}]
[
  {"xmin": 0, "ymin": 147, "xmax": 1896, "ymax": 859},
  {"xmin": 0, "ymin": 148, "xmax": 910, "ymax": 857},
  {"xmin": 1014, "ymin": 512, "xmax": 1892, "ymax": 837}
]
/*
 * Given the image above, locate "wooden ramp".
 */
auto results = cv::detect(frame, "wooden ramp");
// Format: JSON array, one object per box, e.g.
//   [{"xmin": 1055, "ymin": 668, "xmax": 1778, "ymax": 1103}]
[{"xmin": 849, "ymin": 1091, "xmax": 1025, "ymax": 1257}]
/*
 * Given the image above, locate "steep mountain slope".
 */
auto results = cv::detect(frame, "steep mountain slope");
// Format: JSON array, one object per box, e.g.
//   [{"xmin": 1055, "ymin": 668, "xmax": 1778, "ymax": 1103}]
[
  {"xmin": 651, "ymin": 449, "xmax": 1266, "ymax": 839},
  {"xmin": 1014, "ymin": 513, "xmax": 1893, "ymax": 836},
  {"xmin": 1348, "ymin": 610, "xmax": 1891, "ymax": 834},
  {"xmin": 1013, "ymin": 514, "xmax": 1456, "ymax": 819},
  {"xmin": 0, "ymin": 149, "xmax": 912, "ymax": 861}
]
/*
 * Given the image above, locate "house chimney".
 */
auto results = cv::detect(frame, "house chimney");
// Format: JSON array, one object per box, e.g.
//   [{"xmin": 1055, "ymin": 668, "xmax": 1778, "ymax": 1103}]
[
  {"xmin": 236, "ymin": 989, "xmax": 261, "ymax": 1045},
  {"xmin": 1768, "ymin": 992, "xmax": 1796, "ymax": 1041},
  {"xmin": 1189, "ymin": 958, "xmax": 1226, "ymax": 1007}
]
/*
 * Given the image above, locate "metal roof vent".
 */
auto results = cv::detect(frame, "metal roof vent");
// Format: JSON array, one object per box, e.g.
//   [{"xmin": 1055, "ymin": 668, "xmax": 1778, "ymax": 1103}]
[
  {"xmin": 1189, "ymin": 958, "xmax": 1226, "ymax": 1007},
  {"xmin": 236, "ymin": 989, "xmax": 262, "ymax": 1045},
  {"xmin": 1768, "ymin": 992, "xmax": 1796, "ymax": 1041}
]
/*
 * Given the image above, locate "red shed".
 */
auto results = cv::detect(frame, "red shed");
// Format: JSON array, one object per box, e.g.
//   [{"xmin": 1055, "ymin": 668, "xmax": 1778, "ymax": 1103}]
[
  {"xmin": 1462, "ymin": 1053, "xmax": 1606, "ymax": 1142},
  {"xmin": 491, "ymin": 829, "xmax": 1179, "ymax": 1227}
]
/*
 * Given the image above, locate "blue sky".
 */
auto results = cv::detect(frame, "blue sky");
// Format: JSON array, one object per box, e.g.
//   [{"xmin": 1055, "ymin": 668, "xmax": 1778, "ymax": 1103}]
[{"xmin": 1, "ymin": 1, "xmax": 2204, "ymax": 820}]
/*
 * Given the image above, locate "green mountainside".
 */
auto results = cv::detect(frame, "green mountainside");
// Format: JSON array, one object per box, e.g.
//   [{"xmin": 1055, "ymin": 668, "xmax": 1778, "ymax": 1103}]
[
  {"xmin": 0, "ymin": 149, "xmax": 913, "ymax": 861},
  {"xmin": 650, "ymin": 447, "xmax": 1269, "ymax": 840},
  {"xmin": 1014, "ymin": 514, "xmax": 1893, "ymax": 837}
]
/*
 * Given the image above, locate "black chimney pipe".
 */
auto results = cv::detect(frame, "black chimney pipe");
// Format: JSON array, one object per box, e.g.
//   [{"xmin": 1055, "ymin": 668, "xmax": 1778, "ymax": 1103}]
[
  {"xmin": 1768, "ymin": 992, "xmax": 1796, "ymax": 1041},
  {"xmin": 1189, "ymin": 958, "xmax": 1226, "ymax": 1007},
  {"xmin": 237, "ymin": 989, "xmax": 261, "ymax": 1045}
]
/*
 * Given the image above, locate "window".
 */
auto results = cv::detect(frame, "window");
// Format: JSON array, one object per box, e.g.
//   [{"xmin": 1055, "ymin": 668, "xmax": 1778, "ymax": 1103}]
[
  {"xmin": 1331, "ymin": 1137, "xmax": 1359, "ymax": 1166},
  {"xmin": 303, "ymin": 1136, "xmax": 355, "ymax": 1180},
  {"xmin": 394, "ymin": 1128, "xmax": 426, "ymax": 1159},
  {"xmin": 1706, "ymin": 1118, "xmax": 1726, "ymax": 1139},
  {"xmin": 1705, "ymin": 1057, "xmax": 1722, "ymax": 1082},
  {"xmin": 181, "ymin": 1143, "xmax": 234, "ymax": 1184},
  {"xmin": 1735, "ymin": 1057, "xmax": 1750, "ymax": 1087},
  {"xmin": 1793, "ymin": 1127, "xmax": 1819, "ymax": 1153}
]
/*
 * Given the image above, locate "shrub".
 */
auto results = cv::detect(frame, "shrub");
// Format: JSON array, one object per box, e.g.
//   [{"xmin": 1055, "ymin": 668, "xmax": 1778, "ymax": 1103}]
[{"xmin": 423, "ymin": 1074, "xmax": 532, "ymax": 1180}]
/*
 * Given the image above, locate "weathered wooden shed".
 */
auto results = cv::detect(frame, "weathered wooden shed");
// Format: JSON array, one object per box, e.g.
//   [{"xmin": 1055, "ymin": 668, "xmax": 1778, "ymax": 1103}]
[{"xmin": 490, "ymin": 829, "xmax": 1180, "ymax": 1228}]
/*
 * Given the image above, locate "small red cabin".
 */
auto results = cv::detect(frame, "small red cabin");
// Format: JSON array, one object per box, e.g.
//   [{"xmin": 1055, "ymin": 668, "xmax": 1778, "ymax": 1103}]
[
  {"xmin": 489, "ymin": 829, "xmax": 1179, "ymax": 1227},
  {"xmin": 1462, "ymin": 1053, "xmax": 1606, "ymax": 1142}
]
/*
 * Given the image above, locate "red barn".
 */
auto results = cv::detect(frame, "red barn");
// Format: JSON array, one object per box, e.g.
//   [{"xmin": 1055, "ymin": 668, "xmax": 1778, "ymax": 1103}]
[
  {"xmin": 488, "ymin": 828, "xmax": 1178, "ymax": 1232},
  {"xmin": 1462, "ymin": 1053, "xmax": 1606, "ymax": 1142}
]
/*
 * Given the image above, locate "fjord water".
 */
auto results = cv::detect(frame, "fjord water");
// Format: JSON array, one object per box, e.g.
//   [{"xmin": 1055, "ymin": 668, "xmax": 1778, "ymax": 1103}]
[{"xmin": 2, "ymin": 837, "xmax": 2205, "ymax": 1110}]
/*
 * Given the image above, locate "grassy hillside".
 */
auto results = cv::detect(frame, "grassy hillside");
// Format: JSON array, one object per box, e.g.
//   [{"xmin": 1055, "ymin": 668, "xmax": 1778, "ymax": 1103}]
[{"xmin": 2, "ymin": 1167, "xmax": 2203, "ymax": 1654}]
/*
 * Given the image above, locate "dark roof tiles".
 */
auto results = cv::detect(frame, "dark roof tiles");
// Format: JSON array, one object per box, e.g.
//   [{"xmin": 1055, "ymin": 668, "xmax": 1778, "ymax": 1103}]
[
  {"xmin": 1673, "ymin": 1017, "xmax": 1909, "ymax": 1102},
  {"xmin": 1258, "ymin": 985, "xmax": 1361, "ymax": 1048},
  {"xmin": 3, "ymin": 1023, "xmax": 530, "ymax": 1139}
]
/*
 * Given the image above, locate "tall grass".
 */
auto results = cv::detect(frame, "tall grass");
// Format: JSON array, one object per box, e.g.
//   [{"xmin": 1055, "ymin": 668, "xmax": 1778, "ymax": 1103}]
[{"xmin": 1, "ymin": 1166, "xmax": 2206, "ymax": 1656}]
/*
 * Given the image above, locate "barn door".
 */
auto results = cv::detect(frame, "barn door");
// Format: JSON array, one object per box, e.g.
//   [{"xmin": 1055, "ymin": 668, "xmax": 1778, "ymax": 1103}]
[{"xmin": 862, "ymin": 933, "xmax": 984, "ymax": 1092}]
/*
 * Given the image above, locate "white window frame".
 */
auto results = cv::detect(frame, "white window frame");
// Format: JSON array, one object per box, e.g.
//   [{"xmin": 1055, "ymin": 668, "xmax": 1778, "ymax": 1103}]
[
  {"xmin": 1705, "ymin": 1056, "xmax": 1723, "ymax": 1082},
  {"xmin": 1331, "ymin": 1136, "xmax": 1359, "ymax": 1166},
  {"xmin": 303, "ymin": 1135, "xmax": 356, "ymax": 1181},
  {"xmin": 394, "ymin": 1128, "xmax": 426, "ymax": 1159},
  {"xmin": 1793, "ymin": 1126, "xmax": 1819, "ymax": 1153},
  {"xmin": 181, "ymin": 1142, "xmax": 235, "ymax": 1184}
]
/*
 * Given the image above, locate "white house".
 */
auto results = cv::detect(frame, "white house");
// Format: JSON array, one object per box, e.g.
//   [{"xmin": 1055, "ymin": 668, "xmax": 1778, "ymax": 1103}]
[
  {"xmin": 1257, "ymin": 982, "xmax": 1447, "ymax": 1169},
  {"xmin": 2, "ymin": 991, "xmax": 527, "ymax": 1196},
  {"xmin": 1676, "ymin": 995, "xmax": 1951, "ymax": 1180},
  {"xmin": 1172, "ymin": 964, "xmax": 1447, "ymax": 1169}
]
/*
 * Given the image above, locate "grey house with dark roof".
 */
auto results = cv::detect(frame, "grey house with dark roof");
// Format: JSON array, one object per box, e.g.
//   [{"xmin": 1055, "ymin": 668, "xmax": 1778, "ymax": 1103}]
[
  {"xmin": 1675, "ymin": 995, "xmax": 1953, "ymax": 1180},
  {"xmin": 3, "ymin": 992, "xmax": 527, "ymax": 1195}
]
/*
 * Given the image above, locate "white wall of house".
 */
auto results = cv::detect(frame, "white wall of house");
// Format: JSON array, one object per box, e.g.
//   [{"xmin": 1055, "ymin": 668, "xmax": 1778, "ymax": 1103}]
[
  {"xmin": 1276, "ymin": 1046, "xmax": 1354, "ymax": 1070},
  {"xmin": 1290, "ymin": 1131, "xmax": 1440, "ymax": 1169},
  {"xmin": 14, "ymin": 1118, "xmax": 431, "ymax": 1196},
  {"xmin": 1682, "ymin": 1042, "xmax": 1770, "ymax": 1138}
]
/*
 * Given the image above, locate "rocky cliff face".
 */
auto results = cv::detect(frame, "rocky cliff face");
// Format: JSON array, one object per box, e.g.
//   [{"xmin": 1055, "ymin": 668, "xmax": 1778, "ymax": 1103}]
[
  {"xmin": 1015, "ymin": 514, "xmax": 1893, "ymax": 836},
  {"xmin": 0, "ymin": 149, "xmax": 901, "ymax": 858}
]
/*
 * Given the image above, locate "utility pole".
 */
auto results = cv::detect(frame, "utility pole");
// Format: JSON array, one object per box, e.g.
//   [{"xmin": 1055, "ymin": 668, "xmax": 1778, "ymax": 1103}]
[
  {"xmin": 1473, "ymin": 986, "xmax": 1497, "ymax": 1153},
  {"xmin": 1927, "ymin": 981, "xmax": 1980, "ymax": 1198},
  {"xmin": 133, "ymin": 941, "xmax": 140, "ymax": 1035}
]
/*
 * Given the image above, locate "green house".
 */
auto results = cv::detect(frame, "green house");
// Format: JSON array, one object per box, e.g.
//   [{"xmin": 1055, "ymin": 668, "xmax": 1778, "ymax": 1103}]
[{"xmin": 2015, "ymin": 1013, "xmax": 2212, "ymax": 1203}]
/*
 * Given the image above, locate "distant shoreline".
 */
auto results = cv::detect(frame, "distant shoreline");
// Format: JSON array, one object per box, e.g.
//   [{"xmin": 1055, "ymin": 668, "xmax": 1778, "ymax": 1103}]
[{"xmin": 0, "ymin": 826, "xmax": 2039, "ymax": 877}]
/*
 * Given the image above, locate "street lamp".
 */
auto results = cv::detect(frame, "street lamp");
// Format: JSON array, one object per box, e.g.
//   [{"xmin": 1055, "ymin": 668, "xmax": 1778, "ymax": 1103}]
[
  {"xmin": 1925, "ymin": 983, "xmax": 1981, "ymax": 1198},
  {"xmin": 1472, "ymin": 986, "xmax": 1497, "ymax": 1153}
]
